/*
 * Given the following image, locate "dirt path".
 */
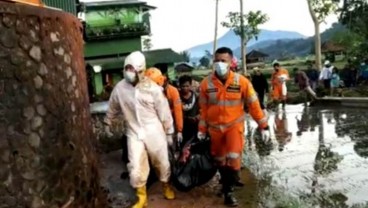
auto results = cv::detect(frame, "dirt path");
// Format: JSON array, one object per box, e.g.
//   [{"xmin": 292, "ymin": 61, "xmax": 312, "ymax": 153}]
[{"xmin": 99, "ymin": 150, "xmax": 260, "ymax": 208}]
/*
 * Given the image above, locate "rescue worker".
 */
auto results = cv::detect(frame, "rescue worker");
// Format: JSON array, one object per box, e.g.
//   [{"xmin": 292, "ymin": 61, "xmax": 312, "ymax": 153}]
[
  {"xmin": 105, "ymin": 52, "xmax": 175, "ymax": 208},
  {"xmin": 198, "ymin": 47, "xmax": 270, "ymax": 207},
  {"xmin": 163, "ymin": 74, "xmax": 184, "ymax": 146},
  {"xmin": 271, "ymin": 62, "xmax": 290, "ymax": 108}
]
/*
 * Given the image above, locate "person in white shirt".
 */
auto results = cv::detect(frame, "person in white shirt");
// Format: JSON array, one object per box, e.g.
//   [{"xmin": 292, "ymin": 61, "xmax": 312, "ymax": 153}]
[
  {"xmin": 105, "ymin": 51, "xmax": 176, "ymax": 208},
  {"xmin": 319, "ymin": 60, "xmax": 334, "ymax": 89}
]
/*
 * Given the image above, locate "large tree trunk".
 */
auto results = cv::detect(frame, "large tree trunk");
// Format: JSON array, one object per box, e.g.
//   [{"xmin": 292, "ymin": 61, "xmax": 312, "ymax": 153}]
[
  {"xmin": 314, "ymin": 23, "xmax": 322, "ymax": 70},
  {"xmin": 213, "ymin": 0, "xmax": 219, "ymax": 55},
  {"xmin": 240, "ymin": 0, "xmax": 247, "ymax": 73},
  {"xmin": 0, "ymin": 2, "xmax": 106, "ymax": 207},
  {"xmin": 307, "ymin": 0, "xmax": 322, "ymax": 70}
]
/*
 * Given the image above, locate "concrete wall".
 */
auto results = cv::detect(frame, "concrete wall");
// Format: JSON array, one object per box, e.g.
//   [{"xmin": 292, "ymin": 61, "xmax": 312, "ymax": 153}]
[{"xmin": 0, "ymin": 2, "xmax": 105, "ymax": 207}]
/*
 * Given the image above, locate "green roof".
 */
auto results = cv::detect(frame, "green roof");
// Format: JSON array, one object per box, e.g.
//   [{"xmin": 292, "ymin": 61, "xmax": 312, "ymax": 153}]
[{"xmin": 86, "ymin": 48, "xmax": 185, "ymax": 71}]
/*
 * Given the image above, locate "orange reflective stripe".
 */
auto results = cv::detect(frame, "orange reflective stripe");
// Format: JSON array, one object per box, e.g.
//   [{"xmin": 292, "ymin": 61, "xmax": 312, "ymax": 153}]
[
  {"xmin": 207, "ymin": 75, "xmax": 217, "ymax": 104},
  {"xmin": 208, "ymin": 113, "xmax": 245, "ymax": 131},
  {"xmin": 212, "ymin": 100, "xmax": 243, "ymax": 106},
  {"xmin": 247, "ymin": 94, "xmax": 258, "ymax": 104},
  {"xmin": 257, "ymin": 117, "xmax": 268, "ymax": 126},
  {"xmin": 227, "ymin": 152, "xmax": 240, "ymax": 159},
  {"xmin": 199, "ymin": 119, "xmax": 207, "ymax": 128}
]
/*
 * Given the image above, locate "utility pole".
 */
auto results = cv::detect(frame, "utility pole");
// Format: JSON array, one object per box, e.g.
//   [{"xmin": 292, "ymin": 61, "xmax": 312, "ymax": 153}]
[{"xmin": 213, "ymin": 0, "xmax": 219, "ymax": 56}]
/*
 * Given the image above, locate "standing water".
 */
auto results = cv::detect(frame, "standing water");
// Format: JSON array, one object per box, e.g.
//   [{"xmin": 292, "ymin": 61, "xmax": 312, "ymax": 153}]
[{"xmin": 242, "ymin": 104, "xmax": 368, "ymax": 208}]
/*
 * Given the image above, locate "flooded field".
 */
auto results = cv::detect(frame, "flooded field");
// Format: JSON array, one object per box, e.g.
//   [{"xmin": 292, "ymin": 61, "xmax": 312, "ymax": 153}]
[
  {"xmin": 100, "ymin": 104, "xmax": 368, "ymax": 208},
  {"xmin": 243, "ymin": 104, "xmax": 368, "ymax": 208}
]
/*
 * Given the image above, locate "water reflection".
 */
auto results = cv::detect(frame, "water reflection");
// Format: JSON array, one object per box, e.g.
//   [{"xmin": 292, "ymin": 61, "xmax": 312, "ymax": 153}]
[
  {"xmin": 274, "ymin": 109, "xmax": 292, "ymax": 152},
  {"xmin": 244, "ymin": 105, "xmax": 368, "ymax": 207}
]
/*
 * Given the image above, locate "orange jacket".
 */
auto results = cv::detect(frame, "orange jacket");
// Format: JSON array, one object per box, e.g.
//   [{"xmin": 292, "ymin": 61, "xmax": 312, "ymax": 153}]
[
  {"xmin": 165, "ymin": 84, "xmax": 183, "ymax": 133},
  {"xmin": 198, "ymin": 71, "xmax": 268, "ymax": 133},
  {"xmin": 271, "ymin": 68, "xmax": 289, "ymax": 86}
]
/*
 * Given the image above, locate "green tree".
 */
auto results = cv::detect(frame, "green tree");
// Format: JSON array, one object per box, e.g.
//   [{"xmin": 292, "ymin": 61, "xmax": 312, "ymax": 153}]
[
  {"xmin": 180, "ymin": 51, "xmax": 191, "ymax": 62},
  {"xmin": 142, "ymin": 35, "xmax": 152, "ymax": 51},
  {"xmin": 199, "ymin": 56, "xmax": 210, "ymax": 68},
  {"xmin": 331, "ymin": 30, "xmax": 364, "ymax": 56},
  {"xmin": 306, "ymin": 0, "xmax": 339, "ymax": 70},
  {"xmin": 222, "ymin": 10, "xmax": 268, "ymax": 73}
]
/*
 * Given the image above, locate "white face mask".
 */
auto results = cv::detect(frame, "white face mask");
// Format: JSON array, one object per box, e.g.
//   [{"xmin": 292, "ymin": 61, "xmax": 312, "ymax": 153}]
[
  {"xmin": 124, "ymin": 71, "xmax": 137, "ymax": 83},
  {"xmin": 214, "ymin": 62, "xmax": 229, "ymax": 77}
]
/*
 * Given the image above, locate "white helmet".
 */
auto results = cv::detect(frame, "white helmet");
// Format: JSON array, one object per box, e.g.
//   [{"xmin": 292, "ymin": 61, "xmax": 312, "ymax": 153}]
[{"xmin": 124, "ymin": 51, "xmax": 146, "ymax": 72}]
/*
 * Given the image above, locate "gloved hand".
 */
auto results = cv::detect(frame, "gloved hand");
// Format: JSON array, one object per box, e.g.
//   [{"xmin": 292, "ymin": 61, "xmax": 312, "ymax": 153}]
[
  {"xmin": 177, "ymin": 132, "xmax": 183, "ymax": 145},
  {"xmin": 166, "ymin": 134, "xmax": 174, "ymax": 147},
  {"xmin": 197, "ymin": 132, "xmax": 206, "ymax": 140},
  {"xmin": 260, "ymin": 127, "xmax": 271, "ymax": 142}
]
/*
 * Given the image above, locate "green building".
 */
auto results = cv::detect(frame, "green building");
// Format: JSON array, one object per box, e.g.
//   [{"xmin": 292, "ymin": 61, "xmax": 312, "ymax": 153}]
[{"xmin": 43, "ymin": 0, "xmax": 185, "ymax": 102}]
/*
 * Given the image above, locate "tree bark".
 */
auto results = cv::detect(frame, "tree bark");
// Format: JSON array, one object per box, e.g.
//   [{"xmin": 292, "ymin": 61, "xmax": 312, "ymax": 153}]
[
  {"xmin": 314, "ymin": 23, "xmax": 322, "ymax": 70},
  {"xmin": 307, "ymin": 0, "xmax": 322, "ymax": 70},
  {"xmin": 213, "ymin": 0, "xmax": 219, "ymax": 56},
  {"xmin": 240, "ymin": 0, "xmax": 247, "ymax": 73}
]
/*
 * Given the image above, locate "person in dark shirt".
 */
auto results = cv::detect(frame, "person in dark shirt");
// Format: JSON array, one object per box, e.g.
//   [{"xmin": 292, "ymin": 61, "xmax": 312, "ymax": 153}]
[
  {"xmin": 178, "ymin": 75, "xmax": 199, "ymax": 149},
  {"xmin": 251, "ymin": 68, "xmax": 269, "ymax": 110},
  {"xmin": 306, "ymin": 64, "xmax": 319, "ymax": 91}
]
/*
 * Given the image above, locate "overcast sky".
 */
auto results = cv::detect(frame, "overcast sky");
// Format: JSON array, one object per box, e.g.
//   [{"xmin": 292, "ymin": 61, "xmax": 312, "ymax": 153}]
[{"xmin": 81, "ymin": 0, "xmax": 338, "ymax": 52}]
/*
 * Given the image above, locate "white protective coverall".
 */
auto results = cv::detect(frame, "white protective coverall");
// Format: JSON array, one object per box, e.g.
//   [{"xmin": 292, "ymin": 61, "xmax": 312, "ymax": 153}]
[{"xmin": 105, "ymin": 52, "xmax": 174, "ymax": 188}]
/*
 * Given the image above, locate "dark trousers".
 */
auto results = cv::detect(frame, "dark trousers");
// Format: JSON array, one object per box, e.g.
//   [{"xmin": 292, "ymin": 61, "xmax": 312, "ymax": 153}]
[
  {"xmin": 219, "ymin": 167, "xmax": 238, "ymax": 193},
  {"xmin": 323, "ymin": 79, "xmax": 331, "ymax": 89},
  {"xmin": 256, "ymin": 91, "xmax": 265, "ymax": 109}
]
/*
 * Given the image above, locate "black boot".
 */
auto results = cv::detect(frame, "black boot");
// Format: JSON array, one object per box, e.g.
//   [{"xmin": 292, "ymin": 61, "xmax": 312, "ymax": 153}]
[
  {"xmin": 220, "ymin": 168, "xmax": 239, "ymax": 207},
  {"xmin": 282, "ymin": 100, "xmax": 286, "ymax": 109},
  {"xmin": 224, "ymin": 192, "xmax": 238, "ymax": 207}
]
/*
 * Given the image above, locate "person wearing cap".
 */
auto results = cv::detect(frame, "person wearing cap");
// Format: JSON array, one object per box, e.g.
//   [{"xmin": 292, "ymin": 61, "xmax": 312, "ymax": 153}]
[
  {"xmin": 105, "ymin": 52, "xmax": 176, "ymax": 208},
  {"xmin": 271, "ymin": 62, "xmax": 290, "ymax": 108},
  {"xmin": 319, "ymin": 60, "xmax": 333, "ymax": 89}
]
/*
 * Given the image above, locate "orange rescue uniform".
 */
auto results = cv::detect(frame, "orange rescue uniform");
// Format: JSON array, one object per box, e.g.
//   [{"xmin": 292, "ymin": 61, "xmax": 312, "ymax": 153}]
[
  {"xmin": 165, "ymin": 84, "xmax": 183, "ymax": 133},
  {"xmin": 198, "ymin": 71, "xmax": 268, "ymax": 170},
  {"xmin": 271, "ymin": 68, "xmax": 289, "ymax": 101}
]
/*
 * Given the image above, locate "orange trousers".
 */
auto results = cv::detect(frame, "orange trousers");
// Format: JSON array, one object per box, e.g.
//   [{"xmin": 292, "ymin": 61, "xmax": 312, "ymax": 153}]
[
  {"xmin": 208, "ymin": 122, "xmax": 244, "ymax": 171},
  {"xmin": 272, "ymin": 84, "xmax": 287, "ymax": 101}
]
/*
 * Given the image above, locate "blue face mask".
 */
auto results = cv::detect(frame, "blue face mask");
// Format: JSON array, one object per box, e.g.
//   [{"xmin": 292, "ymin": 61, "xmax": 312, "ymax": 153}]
[{"xmin": 214, "ymin": 62, "xmax": 229, "ymax": 77}]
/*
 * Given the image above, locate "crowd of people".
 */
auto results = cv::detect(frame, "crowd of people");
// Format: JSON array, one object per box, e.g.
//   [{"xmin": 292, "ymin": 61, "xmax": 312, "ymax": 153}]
[{"xmin": 102, "ymin": 47, "xmax": 368, "ymax": 208}]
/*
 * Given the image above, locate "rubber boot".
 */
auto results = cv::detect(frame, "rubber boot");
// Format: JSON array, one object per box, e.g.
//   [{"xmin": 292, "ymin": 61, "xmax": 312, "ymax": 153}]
[
  {"xmin": 219, "ymin": 168, "xmax": 239, "ymax": 207},
  {"xmin": 132, "ymin": 186, "xmax": 147, "ymax": 208},
  {"xmin": 162, "ymin": 182, "xmax": 175, "ymax": 200},
  {"xmin": 224, "ymin": 192, "xmax": 239, "ymax": 207}
]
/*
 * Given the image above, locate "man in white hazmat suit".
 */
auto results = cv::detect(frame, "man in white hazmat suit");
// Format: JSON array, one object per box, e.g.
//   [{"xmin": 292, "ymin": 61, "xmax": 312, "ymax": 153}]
[{"xmin": 105, "ymin": 51, "xmax": 176, "ymax": 208}]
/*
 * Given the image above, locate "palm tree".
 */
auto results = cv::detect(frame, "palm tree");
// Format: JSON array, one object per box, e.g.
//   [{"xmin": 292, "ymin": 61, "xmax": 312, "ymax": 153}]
[{"xmin": 213, "ymin": 0, "xmax": 220, "ymax": 55}]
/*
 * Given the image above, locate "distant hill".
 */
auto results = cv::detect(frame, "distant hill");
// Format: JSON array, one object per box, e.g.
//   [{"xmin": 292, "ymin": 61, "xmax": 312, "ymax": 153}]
[
  {"xmin": 187, "ymin": 29, "xmax": 306, "ymax": 59},
  {"xmin": 237, "ymin": 23, "xmax": 347, "ymax": 60}
]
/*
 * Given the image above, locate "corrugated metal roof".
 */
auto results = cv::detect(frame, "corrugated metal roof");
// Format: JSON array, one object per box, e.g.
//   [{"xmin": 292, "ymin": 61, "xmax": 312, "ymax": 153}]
[
  {"xmin": 43, "ymin": 0, "xmax": 77, "ymax": 15},
  {"xmin": 82, "ymin": 0, "xmax": 156, "ymax": 9}
]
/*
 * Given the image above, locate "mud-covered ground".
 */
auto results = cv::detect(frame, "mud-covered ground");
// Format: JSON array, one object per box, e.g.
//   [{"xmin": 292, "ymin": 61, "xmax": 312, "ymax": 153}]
[{"xmin": 99, "ymin": 104, "xmax": 368, "ymax": 208}]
